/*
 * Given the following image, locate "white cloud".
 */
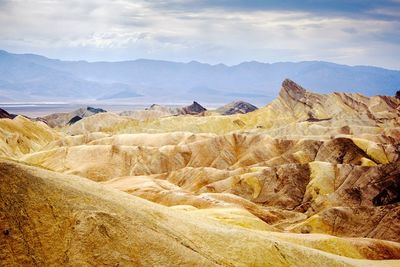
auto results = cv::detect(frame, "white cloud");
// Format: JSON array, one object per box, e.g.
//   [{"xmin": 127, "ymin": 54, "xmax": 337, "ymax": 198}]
[{"xmin": 0, "ymin": 0, "xmax": 399, "ymax": 69}]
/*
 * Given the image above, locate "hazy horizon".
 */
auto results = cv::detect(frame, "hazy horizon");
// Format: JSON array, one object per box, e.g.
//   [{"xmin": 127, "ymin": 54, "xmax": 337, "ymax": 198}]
[
  {"xmin": 1, "ymin": 1, "xmax": 400, "ymax": 69},
  {"xmin": 1, "ymin": 49, "xmax": 400, "ymax": 106},
  {"xmin": 1, "ymin": 1, "xmax": 400, "ymax": 109},
  {"xmin": 3, "ymin": 48, "xmax": 400, "ymax": 71}
]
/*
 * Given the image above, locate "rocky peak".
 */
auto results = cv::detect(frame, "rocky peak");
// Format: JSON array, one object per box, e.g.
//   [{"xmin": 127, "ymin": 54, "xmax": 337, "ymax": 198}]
[
  {"xmin": 41, "ymin": 106, "xmax": 107, "ymax": 127},
  {"xmin": 216, "ymin": 101, "xmax": 258, "ymax": 115},
  {"xmin": 279, "ymin": 79, "xmax": 307, "ymax": 102},
  {"xmin": 74, "ymin": 106, "xmax": 106, "ymax": 118},
  {"xmin": 0, "ymin": 108, "xmax": 12, "ymax": 119},
  {"xmin": 181, "ymin": 101, "xmax": 207, "ymax": 114}
]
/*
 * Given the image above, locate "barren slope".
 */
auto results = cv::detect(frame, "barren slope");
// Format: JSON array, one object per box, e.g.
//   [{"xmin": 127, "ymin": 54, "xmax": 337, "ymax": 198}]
[
  {"xmin": 1, "ymin": 79, "xmax": 400, "ymax": 266},
  {"xmin": 1, "ymin": 159, "xmax": 400, "ymax": 266}
]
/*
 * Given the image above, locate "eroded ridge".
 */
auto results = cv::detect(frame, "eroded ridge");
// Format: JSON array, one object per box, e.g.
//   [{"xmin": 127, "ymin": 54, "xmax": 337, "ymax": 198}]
[{"xmin": 1, "ymin": 79, "xmax": 400, "ymax": 266}]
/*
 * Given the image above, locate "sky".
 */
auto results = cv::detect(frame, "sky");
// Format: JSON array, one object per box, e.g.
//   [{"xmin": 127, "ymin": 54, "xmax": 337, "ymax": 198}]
[{"xmin": 0, "ymin": 0, "xmax": 400, "ymax": 69}]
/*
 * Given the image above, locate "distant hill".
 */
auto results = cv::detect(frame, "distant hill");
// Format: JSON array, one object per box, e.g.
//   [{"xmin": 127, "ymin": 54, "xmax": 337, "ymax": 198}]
[
  {"xmin": 216, "ymin": 101, "xmax": 258, "ymax": 115},
  {"xmin": 42, "ymin": 106, "xmax": 107, "ymax": 127},
  {"xmin": 0, "ymin": 50, "xmax": 399, "ymax": 104}
]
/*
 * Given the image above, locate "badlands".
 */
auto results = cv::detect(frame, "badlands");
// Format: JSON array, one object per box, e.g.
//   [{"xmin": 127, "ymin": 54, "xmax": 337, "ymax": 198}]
[{"xmin": 1, "ymin": 79, "xmax": 400, "ymax": 266}]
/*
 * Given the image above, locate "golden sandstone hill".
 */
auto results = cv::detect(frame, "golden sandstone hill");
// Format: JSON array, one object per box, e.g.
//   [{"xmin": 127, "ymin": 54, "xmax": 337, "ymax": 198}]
[{"xmin": 1, "ymin": 79, "xmax": 400, "ymax": 266}]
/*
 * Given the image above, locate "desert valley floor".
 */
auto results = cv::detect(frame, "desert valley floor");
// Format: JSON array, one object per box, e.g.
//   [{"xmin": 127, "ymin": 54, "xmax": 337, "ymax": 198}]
[{"xmin": 1, "ymin": 79, "xmax": 400, "ymax": 266}]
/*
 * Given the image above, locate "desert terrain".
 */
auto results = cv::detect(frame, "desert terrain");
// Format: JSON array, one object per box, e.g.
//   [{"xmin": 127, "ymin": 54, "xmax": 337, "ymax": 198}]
[{"xmin": 1, "ymin": 79, "xmax": 400, "ymax": 266}]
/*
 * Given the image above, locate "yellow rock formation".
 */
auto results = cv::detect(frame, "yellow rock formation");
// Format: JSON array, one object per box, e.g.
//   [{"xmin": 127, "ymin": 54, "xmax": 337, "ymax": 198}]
[
  {"xmin": 0, "ymin": 116, "xmax": 59, "ymax": 159},
  {"xmin": 1, "ymin": 159, "xmax": 400, "ymax": 266},
  {"xmin": 1, "ymin": 79, "xmax": 400, "ymax": 266}
]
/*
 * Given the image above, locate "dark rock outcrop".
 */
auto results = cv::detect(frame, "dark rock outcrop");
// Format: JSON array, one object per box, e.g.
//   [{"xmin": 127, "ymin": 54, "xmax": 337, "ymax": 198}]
[
  {"xmin": 0, "ymin": 108, "xmax": 13, "ymax": 119},
  {"xmin": 180, "ymin": 101, "xmax": 207, "ymax": 115},
  {"xmin": 67, "ymin": 116, "xmax": 82, "ymax": 125},
  {"xmin": 216, "ymin": 101, "xmax": 258, "ymax": 115},
  {"xmin": 87, "ymin": 107, "xmax": 107, "ymax": 114},
  {"xmin": 42, "ymin": 106, "xmax": 107, "ymax": 127}
]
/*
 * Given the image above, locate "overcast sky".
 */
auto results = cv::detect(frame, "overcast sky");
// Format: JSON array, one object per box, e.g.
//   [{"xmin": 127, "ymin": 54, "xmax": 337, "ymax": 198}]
[{"xmin": 1, "ymin": 0, "xmax": 400, "ymax": 69}]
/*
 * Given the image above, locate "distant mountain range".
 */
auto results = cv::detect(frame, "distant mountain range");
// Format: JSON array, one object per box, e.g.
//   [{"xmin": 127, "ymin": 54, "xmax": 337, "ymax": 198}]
[{"xmin": 0, "ymin": 49, "xmax": 399, "ymax": 104}]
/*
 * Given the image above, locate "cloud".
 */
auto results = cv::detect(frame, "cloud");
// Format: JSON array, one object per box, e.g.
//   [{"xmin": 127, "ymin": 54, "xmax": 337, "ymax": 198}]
[
  {"xmin": 0, "ymin": 0, "xmax": 399, "ymax": 69},
  {"xmin": 145, "ymin": 0, "xmax": 400, "ymax": 19}
]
